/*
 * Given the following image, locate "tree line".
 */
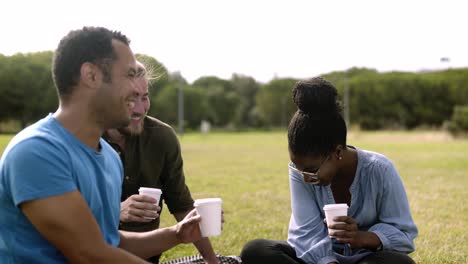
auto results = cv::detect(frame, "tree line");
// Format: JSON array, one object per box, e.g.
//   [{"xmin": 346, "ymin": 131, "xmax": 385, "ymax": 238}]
[{"xmin": 0, "ymin": 52, "xmax": 467, "ymax": 133}]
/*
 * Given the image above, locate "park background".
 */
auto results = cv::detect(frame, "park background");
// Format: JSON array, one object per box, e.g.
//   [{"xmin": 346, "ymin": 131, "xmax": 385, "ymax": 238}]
[
  {"xmin": 1, "ymin": 1, "xmax": 468, "ymax": 263},
  {"xmin": 1, "ymin": 53, "xmax": 467, "ymax": 264},
  {"xmin": 0, "ymin": 130, "xmax": 467, "ymax": 263}
]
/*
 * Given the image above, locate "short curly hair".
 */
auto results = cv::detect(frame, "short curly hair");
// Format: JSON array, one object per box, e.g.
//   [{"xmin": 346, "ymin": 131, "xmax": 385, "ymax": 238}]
[{"xmin": 52, "ymin": 26, "xmax": 130, "ymax": 100}]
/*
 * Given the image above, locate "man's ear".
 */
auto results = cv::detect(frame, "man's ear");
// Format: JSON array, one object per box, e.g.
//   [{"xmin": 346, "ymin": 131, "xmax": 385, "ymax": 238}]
[{"xmin": 80, "ymin": 62, "xmax": 101, "ymax": 89}]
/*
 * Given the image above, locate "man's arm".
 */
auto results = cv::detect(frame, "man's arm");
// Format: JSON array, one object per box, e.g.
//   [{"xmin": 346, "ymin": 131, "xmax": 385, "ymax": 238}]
[
  {"xmin": 174, "ymin": 210, "xmax": 219, "ymax": 264},
  {"xmin": 120, "ymin": 208, "xmax": 203, "ymax": 259},
  {"xmin": 21, "ymin": 190, "xmax": 148, "ymax": 264},
  {"xmin": 158, "ymin": 123, "xmax": 219, "ymax": 263}
]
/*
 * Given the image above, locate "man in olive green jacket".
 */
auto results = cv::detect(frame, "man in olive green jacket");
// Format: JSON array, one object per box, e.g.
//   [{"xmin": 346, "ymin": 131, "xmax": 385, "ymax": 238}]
[{"xmin": 104, "ymin": 62, "xmax": 219, "ymax": 264}]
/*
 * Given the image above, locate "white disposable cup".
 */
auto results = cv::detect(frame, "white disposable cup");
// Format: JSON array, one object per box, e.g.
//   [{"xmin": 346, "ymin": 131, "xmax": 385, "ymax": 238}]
[
  {"xmin": 194, "ymin": 198, "xmax": 222, "ymax": 237},
  {"xmin": 138, "ymin": 187, "xmax": 162, "ymax": 219},
  {"xmin": 323, "ymin": 203, "xmax": 348, "ymax": 235}
]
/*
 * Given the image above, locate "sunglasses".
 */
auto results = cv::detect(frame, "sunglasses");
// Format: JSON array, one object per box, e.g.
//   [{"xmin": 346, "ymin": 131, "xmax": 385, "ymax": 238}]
[{"xmin": 289, "ymin": 155, "xmax": 331, "ymax": 184}]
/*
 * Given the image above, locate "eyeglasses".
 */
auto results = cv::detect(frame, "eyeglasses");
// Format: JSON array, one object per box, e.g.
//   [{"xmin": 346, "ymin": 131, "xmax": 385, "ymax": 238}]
[{"xmin": 289, "ymin": 155, "xmax": 331, "ymax": 184}]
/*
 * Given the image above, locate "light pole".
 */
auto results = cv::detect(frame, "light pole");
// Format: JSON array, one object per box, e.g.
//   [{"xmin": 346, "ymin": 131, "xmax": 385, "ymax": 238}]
[
  {"xmin": 177, "ymin": 73, "xmax": 184, "ymax": 135},
  {"xmin": 343, "ymin": 74, "xmax": 350, "ymax": 127}
]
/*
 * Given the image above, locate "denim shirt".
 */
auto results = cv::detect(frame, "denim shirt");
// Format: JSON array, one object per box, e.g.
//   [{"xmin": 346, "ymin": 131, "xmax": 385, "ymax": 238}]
[{"xmin": 287, "ymin": 148, "xmax": 418, "ymax": 264}]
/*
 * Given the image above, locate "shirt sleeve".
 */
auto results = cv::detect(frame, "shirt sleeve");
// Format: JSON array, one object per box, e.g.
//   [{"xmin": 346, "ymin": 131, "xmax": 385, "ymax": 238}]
[
  {"xmin": 287, "ymin": 165, "xmax": 338, "ymax": 264},
  {"xmin": 159, "ymin": 127, "xmax": 194, "ymax": 214},
  {"xmin": 4, "ymin": 137, "xmax": 76, "ymax": 206},
  {"xmin": 368, "ymin": 161, "xmax": 418, "ymax": 253}
]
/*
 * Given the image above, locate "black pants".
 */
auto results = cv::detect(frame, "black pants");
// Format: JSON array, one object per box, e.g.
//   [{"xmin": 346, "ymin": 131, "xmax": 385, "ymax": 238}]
[
  {"xmin": 240, "ymin": 239, "xmax": 415, "ymax": 264},
  {"xmin": 148, "ymin": 254, "xmax": 161, "ymax": 263}
]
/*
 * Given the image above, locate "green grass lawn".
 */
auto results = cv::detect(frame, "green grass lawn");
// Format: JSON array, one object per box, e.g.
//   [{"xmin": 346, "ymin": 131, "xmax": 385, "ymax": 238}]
[{"xmin": 1, "ymin": 131, "xmax": 467, "ymax": 263}]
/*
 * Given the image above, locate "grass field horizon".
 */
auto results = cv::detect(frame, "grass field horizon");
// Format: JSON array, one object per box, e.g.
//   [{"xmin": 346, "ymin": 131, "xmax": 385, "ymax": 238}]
[{"xmin": 1, "ymin": 130, "xmax": 467, "ymax": 263}]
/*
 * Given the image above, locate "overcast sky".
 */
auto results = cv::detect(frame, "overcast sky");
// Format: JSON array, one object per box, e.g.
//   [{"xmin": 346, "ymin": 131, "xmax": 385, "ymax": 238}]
[{"xmin": 1, "ymin": 0, "xmax": 467, "ymax": 83}]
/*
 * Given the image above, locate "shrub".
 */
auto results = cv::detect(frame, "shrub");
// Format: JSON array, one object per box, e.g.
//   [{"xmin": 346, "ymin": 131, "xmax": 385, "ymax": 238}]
[{"xmin": 447, "ymin": 105, "xmax": 468, "ymax": 137}]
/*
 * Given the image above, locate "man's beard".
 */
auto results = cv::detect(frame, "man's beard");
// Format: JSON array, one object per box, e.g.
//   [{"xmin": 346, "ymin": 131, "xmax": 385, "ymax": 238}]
[{"xmin": 118, "ymin": 117, "xmax": 145, "ymax": 136}]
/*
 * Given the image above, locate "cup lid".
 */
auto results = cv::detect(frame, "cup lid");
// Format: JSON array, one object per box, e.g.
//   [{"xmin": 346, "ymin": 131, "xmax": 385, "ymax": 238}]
[
  {"xmin": 194, "ymin": 198, "xmax": 222, "ymax": 206},
  {"xmin": 323, "ymin": 203, "xmax": 348, "ymax": 210},
  {"xmin": 138, "ymin": 187, "xmax": 162, "ymax": 194}
]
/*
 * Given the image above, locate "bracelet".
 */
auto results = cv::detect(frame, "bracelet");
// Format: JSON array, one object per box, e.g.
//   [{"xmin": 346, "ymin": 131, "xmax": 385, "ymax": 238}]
[{"xmin": 375, "ymin": 243, "xmax": 383, "ymax": 252}]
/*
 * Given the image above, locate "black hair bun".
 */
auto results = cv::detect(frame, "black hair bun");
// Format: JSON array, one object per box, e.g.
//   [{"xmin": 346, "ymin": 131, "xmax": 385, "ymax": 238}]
[{"xmin": 292, "ymin": 77, "xmax": 342, "ymax": 116}]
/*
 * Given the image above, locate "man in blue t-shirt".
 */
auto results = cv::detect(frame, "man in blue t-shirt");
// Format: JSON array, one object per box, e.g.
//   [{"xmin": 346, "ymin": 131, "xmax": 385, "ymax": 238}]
[{"xmin": 0, "ymin": 27, "xmax": 204, "ymax": 264}]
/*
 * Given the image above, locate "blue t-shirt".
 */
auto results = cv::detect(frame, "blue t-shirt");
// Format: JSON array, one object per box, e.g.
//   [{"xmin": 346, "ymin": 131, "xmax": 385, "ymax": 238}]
[
  {"xmin": 287, "ymin": 148, "xmax": 418, "ymax": 264},
  {"xmin": 0, "ymin": 114, "xmax": 123, "ymax": 263}
]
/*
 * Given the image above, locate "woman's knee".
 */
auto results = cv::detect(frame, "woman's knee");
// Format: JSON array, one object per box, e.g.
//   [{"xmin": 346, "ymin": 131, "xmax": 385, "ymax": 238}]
[
  {"xmin": 359, "ymin": 251, "xmax": 415, "ymax": 264},
  {"xmin": 241, "ymin": 239, "xmax": 271, "ymax": 260},
  {"xmin": 241, "ymin": 239, "xmax": 291, "ymax": 263}
]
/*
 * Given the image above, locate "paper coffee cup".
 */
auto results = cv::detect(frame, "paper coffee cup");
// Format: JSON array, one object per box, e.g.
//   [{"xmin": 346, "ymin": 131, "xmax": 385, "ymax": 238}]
[
  {"xmin": 194, "ymin": 198, "xmax": 222, "ymax": 237},
  {"xmin": 138, "ymin": 187, "xmax": 162, "ymax": 219},
  {"xmin": 323, "ymin": 203, "xmax": 348, "ymax": 235}
]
